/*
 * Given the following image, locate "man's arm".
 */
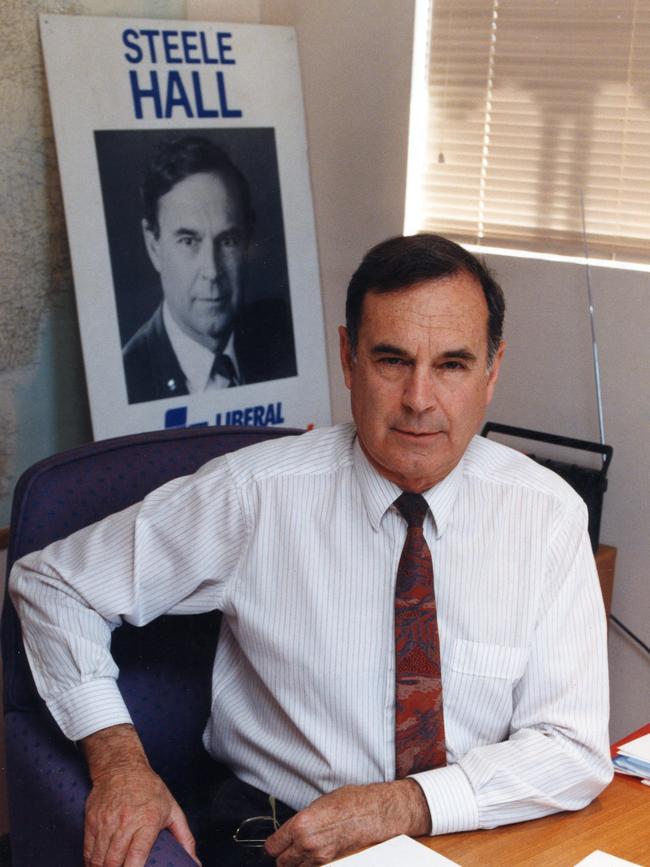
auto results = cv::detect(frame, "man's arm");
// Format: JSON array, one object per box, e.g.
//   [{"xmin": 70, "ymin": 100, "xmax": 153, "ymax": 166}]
[
  {"xmin": 424, "ymin": 505, "xmax": 613, "ymax": 832},
  {"xmin": 269, "ymin": 502, "xmax": 612, "ymax": 864},
  {"xmin": 9, "ymin": 461, "xmax": 242, "ymax": 738},
  {"xmin": 81, "ymin": 724, "xmax": 199, "ymax": 867},
  {"xmin": 9, "ymin": 459, "xmax": 244, "ymax": 865}
]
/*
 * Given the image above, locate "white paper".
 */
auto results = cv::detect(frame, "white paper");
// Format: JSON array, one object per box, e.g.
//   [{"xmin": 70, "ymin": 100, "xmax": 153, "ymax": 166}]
[
  {"xmin": 573, "ymin": 851, "xmax": 642, "ymax": 867},
  {"xmin": 325, "ymin": 835, "xmax": 460, "ymax": 866},
  {"xmin": 617, "ymin": 733, "xmax": 650, "ymax": 763}
]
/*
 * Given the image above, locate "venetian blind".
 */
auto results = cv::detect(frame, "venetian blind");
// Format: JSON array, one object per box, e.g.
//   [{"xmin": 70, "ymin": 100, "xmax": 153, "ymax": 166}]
[{"xmin": 411, "ymin": 0, "xmax": 650, "ymax": 263}]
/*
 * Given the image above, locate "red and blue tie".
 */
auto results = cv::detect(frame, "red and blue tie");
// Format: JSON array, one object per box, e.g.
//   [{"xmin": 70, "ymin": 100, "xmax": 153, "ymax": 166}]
[{"xmin": 394, "ymin": 492, "xmax": 446, "ymax": 777}]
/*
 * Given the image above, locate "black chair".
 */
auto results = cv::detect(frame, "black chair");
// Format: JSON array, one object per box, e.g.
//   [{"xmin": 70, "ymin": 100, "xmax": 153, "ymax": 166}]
[{"xmin": 1, "ymin": 425, "xmax": 300, "ymax": 866}]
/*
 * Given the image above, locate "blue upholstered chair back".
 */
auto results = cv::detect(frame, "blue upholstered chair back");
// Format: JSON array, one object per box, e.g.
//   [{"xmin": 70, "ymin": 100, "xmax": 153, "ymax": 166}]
[{"xmin": 1, "ymin": 424, "xmax": 299, "ymax": 866}]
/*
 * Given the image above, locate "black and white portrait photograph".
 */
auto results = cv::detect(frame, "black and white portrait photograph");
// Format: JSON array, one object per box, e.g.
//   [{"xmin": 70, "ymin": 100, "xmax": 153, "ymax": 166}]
[
  {"xmin": 95, "ymin": 128, "xmax": 298, "ymax": 405},
  {"xmin": 41, "ymin": 14, "xmax": 330, "ymax": 438}
]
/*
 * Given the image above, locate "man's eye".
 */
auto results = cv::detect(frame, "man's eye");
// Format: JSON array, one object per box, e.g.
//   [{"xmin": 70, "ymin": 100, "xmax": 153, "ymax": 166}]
[
  {"xmin": 441, "ymin": 360, "xmax": 466, "ymax": 371},
  {"xmin": 379, "ymin": 357, "xmax": 407, "ymax": 367},
  {"xmin": 220, "ymin": 233, "xmax": 243, "ymax": 249},
  {"xmin": 178, "ymin": 236, "xmax": 200, "ymax": 248}
]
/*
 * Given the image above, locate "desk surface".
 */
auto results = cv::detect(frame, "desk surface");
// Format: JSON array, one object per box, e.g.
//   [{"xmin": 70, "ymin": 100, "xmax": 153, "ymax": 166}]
[{"xmin": 419, "ymin": 773, "xmax": 650, "ymax": 866}]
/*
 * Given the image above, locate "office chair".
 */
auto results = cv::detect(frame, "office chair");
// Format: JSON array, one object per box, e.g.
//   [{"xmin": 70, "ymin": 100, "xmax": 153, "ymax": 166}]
[{"xmin": 1, "ymin": 424, "xmax": 300, "ymax": 866}]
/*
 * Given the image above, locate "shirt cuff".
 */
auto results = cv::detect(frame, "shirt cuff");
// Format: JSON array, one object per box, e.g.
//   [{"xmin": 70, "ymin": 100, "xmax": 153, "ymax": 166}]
[
  {"xmin": 47, "ymin": 678, "xmax": 133, "ymax": 742},
  {"xmin": 410, "ymin": 763, "xmax": 480, "ymax": 835}
]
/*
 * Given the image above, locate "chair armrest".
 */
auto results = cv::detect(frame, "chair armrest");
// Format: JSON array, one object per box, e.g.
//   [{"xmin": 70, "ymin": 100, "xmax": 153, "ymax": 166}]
[
  {"xmin": 4, "ymin": 711, "xmax": 198, "ymax": 866},
  {"xmin": 146, "ymin": 829, "xmax": 199, "ymax": 866}
]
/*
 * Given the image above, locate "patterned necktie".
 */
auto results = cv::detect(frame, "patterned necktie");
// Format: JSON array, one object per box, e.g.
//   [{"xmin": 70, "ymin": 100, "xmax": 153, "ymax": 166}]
[
  {"xmin": 210, "ymin": 353, "xmax": 237, "ymax": 388},
  {"xmin": 394, "ymin": 492, "xmax": 446, "ymax": 777}
]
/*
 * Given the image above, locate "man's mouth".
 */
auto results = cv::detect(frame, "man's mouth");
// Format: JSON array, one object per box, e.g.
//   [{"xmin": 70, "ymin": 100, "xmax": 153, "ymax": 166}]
[
  {"xmin": 392, "ymin": 428, "xmax": 443, "ymax": 438},
  {"xmin": 197, "ymin": 294, "xmax": 231, "ymax": 306}
]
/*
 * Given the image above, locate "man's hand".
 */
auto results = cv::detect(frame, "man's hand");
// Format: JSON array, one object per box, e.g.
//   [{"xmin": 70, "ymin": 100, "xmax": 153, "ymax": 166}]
[
  {"xmin": 264, "ymin": 779, "xmax": 430, "ymax": 867},
  {"xmin": 81, "ymin": 724, "xmax": 200, "ymax": 867}
]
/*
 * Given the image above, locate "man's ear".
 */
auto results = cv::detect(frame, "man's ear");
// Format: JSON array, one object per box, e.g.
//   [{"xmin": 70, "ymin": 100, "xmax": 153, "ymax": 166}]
[
  {"xmin": 486, "ymin": 340, "xmax": 506, "ymax": 405},
  {"xmin": 339, "ymin": 325, "xmax": 354, "ymax": 391},
  {"xmin": 142, "ymin": 219, "xmax": 161, "ymax": 274}
]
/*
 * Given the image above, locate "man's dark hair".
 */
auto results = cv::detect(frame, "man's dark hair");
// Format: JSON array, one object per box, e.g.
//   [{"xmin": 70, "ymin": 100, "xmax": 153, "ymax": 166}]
[
  {"xmin": 345, "ymin": 233, "xmax": 505, "ymax": 366},
  {"xmin": 141, "ymin": 135, "xmax": 255, "ymax": 239}
]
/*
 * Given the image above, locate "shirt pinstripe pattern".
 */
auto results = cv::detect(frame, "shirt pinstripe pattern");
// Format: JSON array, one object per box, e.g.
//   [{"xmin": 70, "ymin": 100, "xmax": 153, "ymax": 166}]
[{"xmin": 10, "ymin": 423, "xmax": 612, "ymax": 834}]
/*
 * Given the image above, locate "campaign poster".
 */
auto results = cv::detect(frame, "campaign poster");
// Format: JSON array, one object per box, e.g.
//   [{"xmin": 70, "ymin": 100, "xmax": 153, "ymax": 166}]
[{"xmin": 40, "ymin": 15, "xmax": 331, "ymax": 437}]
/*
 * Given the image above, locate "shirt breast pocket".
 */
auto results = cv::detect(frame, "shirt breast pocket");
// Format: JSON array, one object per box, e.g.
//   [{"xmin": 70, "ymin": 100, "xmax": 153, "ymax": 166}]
[{"xmin": 443, "ymin": 639, "xmax": 528, "ymax": 759}]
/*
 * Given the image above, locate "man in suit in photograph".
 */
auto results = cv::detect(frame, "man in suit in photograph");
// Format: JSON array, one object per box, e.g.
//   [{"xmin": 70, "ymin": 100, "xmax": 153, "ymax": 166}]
[{"xmin": 122, "ymin": 135, "xmax": 297, "ymax": 404}]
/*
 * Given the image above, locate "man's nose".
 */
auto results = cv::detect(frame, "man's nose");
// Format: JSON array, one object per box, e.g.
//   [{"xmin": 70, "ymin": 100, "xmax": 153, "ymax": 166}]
[
  {"xmin": 200, "ymin": 241, "xmax": 222, "ymax": 280},
  {"xmin": 402, "ymin": 367, "xmax": 438, "ymax": 414}
]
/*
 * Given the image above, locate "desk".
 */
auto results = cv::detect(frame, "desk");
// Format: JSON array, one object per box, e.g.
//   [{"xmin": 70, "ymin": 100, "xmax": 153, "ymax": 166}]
[{"xmin": 419, "ymin": 773, "xmax": 650, "ymax": 866}]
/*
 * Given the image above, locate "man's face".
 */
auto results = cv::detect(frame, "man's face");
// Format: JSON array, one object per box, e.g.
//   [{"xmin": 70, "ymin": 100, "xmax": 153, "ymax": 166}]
[
  {"xmin": 143, "ymin": 171, "xmax": 246, "ymax": 352},
  {"xmin": 339, "ymin": 271, "xmax": 505, "ymax": 493}
]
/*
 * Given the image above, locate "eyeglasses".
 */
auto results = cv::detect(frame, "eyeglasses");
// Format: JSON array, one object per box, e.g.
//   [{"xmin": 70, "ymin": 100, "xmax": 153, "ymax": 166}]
[{"xmin": 232, "ymin": 795, "xmax": 280, "ymax": 849}]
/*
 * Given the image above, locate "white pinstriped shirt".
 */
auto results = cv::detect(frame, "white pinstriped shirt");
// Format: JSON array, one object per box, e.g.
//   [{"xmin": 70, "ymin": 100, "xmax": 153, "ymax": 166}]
[{"xmin": 10, "ymin": 423, "xmax": 612, "ymax": 834}]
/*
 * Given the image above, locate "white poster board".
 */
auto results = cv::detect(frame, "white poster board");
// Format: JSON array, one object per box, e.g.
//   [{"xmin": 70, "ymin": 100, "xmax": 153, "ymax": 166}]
[{"xmin": 40, "ymin": 14, "xmax": 330, "ymax": 438}]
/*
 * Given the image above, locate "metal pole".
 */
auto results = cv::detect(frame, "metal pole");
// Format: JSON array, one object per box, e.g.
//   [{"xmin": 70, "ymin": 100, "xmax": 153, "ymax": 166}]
[{"xmin": 580, "ymin": 193, "xmax": 606, "ymax": 456}]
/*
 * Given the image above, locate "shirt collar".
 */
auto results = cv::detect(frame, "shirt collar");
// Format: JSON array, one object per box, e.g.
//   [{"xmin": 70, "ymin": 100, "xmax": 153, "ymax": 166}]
[
  {"xmin": 420, "ymin": 456, "xmax": 465, "ymax": 538},
  {"xmin": 352, "ymin": 432, "xmax": 465, "ymax": 539},
  {"xmin": 162, "ymin": 303, "xmax": 240, "ymax": 391},
  {"xmin": 353, "ymin": 437, "xmax": 403, "ymax": 532}
]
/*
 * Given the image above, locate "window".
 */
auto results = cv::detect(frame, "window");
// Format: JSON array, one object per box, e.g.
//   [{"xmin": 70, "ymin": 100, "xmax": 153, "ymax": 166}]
[{"xmin": 406, "ymin": 0, "xmax": 650, "ymax": 265}]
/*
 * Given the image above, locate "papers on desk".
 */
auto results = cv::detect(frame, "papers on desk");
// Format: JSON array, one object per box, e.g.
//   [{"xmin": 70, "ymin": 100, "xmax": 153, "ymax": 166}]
[
  {"xmin": 612, "ymin": 733, "xmax": 650, "ymax": 780},
  {"xmin": 324, "ymin": 835, "xmax": 460, "ymax": 865},
  {"xmin": 574, "ymin": 851, "xmax": 643, "ymax": 866}
]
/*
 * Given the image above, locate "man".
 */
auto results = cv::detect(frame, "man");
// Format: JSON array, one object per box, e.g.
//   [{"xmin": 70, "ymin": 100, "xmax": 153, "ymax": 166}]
[
  {"xmin": 122, "ymin": 135, "xmax": 297, "ymax": 404},
  {"xmin": 11, "ymin": 234, "xmax": 612, "ymax": 867}
]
